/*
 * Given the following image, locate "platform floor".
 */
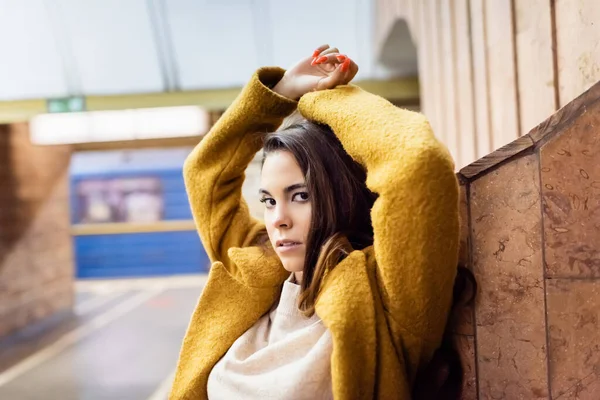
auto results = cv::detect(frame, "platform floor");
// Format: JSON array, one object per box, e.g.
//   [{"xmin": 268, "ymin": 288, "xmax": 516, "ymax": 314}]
[{"xmin": 0, "ymin": 275, "xmax": 207, "ymax": 400}]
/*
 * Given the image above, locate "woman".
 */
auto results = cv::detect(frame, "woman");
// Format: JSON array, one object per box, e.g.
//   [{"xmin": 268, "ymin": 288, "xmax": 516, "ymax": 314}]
[{"xmin": 170, "ymin": 45, "xmax": 463, "ymax": 399}]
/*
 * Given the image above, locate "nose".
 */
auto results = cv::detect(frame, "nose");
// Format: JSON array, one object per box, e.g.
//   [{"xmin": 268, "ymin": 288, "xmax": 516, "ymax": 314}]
[{"xmin": 272, "ymin": 205, "xmax": 292, "ymax": 229}]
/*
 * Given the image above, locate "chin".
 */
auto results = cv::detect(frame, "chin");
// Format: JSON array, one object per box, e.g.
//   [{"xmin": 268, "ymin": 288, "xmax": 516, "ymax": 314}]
[
  {"xmin": 280, "ymin": 258, "xmax": 304, "ymax": 274},
  {"xmin": 282, "ymin": 264, "xmax": 304, "ymax": 274}
]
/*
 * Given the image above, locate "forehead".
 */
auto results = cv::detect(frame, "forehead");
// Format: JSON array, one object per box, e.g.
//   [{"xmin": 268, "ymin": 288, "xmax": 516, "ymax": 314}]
[{"xmin": 261, "ymin": 151, "xmax": 304, "ymax": 188}]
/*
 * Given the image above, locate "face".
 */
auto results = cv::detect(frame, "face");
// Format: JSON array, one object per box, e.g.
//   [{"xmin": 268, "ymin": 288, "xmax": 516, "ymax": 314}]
[{"xmin": 260, "ymin": 151, "xmax": 312, "ymax": 277}]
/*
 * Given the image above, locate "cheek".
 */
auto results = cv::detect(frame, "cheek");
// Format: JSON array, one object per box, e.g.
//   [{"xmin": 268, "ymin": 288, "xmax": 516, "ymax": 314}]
[
  {"xmin": 300, "ymin": 206, "xmax": 312, "ymax": 239},
  {"xmin": 264, "ymin": 211, "xmax": 275, "ymax": 239}
]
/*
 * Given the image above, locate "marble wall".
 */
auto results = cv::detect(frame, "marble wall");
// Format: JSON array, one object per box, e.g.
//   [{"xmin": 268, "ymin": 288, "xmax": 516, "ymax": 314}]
[{"xmin": 452, "ymin": 80, "xmax": 600, "ymax": 398}]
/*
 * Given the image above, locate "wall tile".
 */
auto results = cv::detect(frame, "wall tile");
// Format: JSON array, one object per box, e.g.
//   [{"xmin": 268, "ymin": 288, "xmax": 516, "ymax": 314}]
[
  {"xmin": 547, "ymin": 279, "xmax": 600, "ymax": 399},
  {"xmin": 540, "ymin": 104, "xmax": 600, "ymax": 278},
  {"xmin": 470, "ymin": 153, "xmax": 548, "ymax": 399}
]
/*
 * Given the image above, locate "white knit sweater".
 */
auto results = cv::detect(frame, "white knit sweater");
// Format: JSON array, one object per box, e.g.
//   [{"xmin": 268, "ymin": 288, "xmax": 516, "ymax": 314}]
[{"xmin": 207, "ymin": 275, "xmax": 333, "ymax": 400}]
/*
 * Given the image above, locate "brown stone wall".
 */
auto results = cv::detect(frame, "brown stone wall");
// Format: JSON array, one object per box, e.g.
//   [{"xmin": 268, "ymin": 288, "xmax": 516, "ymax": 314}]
[
  {"xmin": 451, "ymin": 80, "xmax": 600, "ymax": 398},
  {"xmin": 0, "ymin": 123, "xmax": 74, "ymax": 338}
]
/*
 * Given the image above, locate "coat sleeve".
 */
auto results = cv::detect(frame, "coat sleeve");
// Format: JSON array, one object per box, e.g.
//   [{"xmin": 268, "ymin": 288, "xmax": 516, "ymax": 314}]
[
  {"xmin": 298, "ymin": 85, "xmax": 459, "ymax": 349},
  {"xmin": 183, "ymin": 67, "xmax": 297, "ymax": 272}
]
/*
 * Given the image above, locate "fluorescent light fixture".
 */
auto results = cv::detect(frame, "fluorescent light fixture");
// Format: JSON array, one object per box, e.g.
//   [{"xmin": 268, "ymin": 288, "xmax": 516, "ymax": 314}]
[{"xmin": 31, "ymin": 106, "xmax": 209, "ymax": 145}]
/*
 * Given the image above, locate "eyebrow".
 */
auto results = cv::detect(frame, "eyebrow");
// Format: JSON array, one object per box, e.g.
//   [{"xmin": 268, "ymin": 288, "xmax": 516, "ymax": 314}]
[{"xmin": 258, "ymin": 183, "xmax": 307, "ymax": 196}]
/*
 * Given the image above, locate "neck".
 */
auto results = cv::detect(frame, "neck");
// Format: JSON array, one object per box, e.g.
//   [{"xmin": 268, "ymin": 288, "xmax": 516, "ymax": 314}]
[{"xmin": 293, "ymin": 271, "xmax": 303, "ymax": 285}]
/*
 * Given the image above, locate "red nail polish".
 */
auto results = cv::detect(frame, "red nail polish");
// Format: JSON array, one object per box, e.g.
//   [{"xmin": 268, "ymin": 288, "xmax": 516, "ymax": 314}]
[
  {"xmin": 336, "ymin": 55, "xmax": 347, "ymax": 62},
  {"xmin": 312, "ymin": 50, "xmax": 321, "ymax": 58},
  {"xmin": 341, "ymin": 59, "xmax": 350, "ymax": 72},
  {"xmin": 315, "ymin": 56, "xmax": 328, "ymax": 64}
]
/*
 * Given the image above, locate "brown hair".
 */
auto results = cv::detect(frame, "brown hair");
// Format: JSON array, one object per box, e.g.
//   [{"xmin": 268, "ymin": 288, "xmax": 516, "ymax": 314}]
[
  {"xmin": 261, "ymin": 117, "xmax": 377, "ymax": 316},
  {"xmin": 260, "ymin": 115, "xmax": 477, "ymax": 399}
]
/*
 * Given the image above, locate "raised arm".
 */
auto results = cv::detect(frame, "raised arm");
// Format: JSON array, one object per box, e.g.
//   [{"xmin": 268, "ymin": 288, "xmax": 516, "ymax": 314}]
[
  {"xmin": 298, "ymin": 84, "xmax": 459, "ymax": 346},
  {"xmin": 184, "ymin": 67, "xmax": 296, "ymax": 270}
]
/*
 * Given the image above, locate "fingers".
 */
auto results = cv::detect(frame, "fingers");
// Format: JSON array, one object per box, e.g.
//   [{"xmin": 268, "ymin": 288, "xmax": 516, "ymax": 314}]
[
  {"xmin": 311, "ymin": 44, "xmax": 330, "ymax": 58},
  {"xmin": 311, "ymin": 52, "xmax": 343, "ymax": 66},
  {"xmin": 320, "ymin": 47, "xmax": 339, "ymax": 56},
  {"xmin": 318, "ymin": 58, "xmax": 359, "ymax": 89},
  {"xmin": 317, "ymin": 63, "xmax": 346, "ymax": 90},
  {"xmin": 342, "ymin": 58, "xmax": 359, "ymax": 82},
  {"xmin": 312, "ymin": 53, "xmax": 357, "ymax": 77},
  {"xmin": 309, "ymin": 44, "xmax": 359, "ymax": 89}
]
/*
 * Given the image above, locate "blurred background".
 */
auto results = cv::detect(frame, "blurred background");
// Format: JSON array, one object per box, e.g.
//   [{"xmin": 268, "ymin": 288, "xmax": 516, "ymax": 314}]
[{"xmin": 0, "ymin": 0, "xmax": 598, "ymax": 399}]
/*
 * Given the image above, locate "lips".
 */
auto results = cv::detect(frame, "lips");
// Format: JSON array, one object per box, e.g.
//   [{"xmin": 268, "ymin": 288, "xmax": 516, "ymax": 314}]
[
  {"xmin": 276, "ymin": 240, "xmax": 302, "ymax": 248},
  {"xmin": 275, "ymin": 240, "xmax": 302, "ymax": 254}
]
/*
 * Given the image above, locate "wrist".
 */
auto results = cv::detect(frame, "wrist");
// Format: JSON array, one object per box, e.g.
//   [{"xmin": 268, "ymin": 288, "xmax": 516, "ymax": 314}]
[{"xmin": 272, "ymin": 76, "xmax": 299, "ymax": 100}]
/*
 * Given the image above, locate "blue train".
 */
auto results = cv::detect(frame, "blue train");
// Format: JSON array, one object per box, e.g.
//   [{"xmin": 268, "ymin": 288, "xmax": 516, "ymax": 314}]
[{"xmin": 70, "ymin": 148, "xmax": 210, "ymax": 278}]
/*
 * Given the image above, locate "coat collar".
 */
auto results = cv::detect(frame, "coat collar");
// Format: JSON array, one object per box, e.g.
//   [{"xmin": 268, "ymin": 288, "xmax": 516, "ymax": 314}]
[
  {"xmin": 173, "ymin": 245, "xmax": 378, "ymax": 399},
  {"xmin": 226, "ymin": 245, "xmax": 289, "ymax": 288},
  {"xmin": 228, "ymin": 246, "xmax": 378, "ymax": 398}
]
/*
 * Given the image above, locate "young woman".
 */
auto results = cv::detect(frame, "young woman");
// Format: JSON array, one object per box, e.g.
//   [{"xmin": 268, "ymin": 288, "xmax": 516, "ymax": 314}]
[{"xmin": 170, "ymin": 45, "xmax": 463, "ymax": 399}]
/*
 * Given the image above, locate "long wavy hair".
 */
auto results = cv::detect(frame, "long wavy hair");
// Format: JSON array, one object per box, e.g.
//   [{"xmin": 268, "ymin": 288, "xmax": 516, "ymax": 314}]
[
  {"xmin": 260, "ymin": 115, "xmax": 376, "ymax": 316},
  {"xmin": 259, "ymin": 114, "xmax": 477, "ymax": 400}
]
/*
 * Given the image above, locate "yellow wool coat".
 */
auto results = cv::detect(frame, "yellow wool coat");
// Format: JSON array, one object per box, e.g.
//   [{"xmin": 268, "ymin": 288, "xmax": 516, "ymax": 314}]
[{"xmin": 170, "ymin": 67, "xmax": 459, "ymax": 399}]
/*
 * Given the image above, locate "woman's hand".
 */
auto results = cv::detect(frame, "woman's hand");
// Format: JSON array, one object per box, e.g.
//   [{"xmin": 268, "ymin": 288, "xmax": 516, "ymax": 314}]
[{"xmin": 273, "ymin": 44, "xmax": 359, "ymax": 100}]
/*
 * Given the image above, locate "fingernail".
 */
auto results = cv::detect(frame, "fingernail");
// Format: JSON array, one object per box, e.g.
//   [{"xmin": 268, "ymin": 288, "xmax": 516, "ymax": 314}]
[
  {"xmin": 315, "ymin": 56, "xmax": 328, "ymax": 64},
  {"xmin": 341, "ymin": 59, "xmax": 350, "ymax": 72},
  {"xmin": 336, "ymin": 55, "xmax": 347, "ymax": 62},
  {"xmin": 312, "ymin": 50, "xmax": 321, "ymax": 58},
  {"xmin": 311, "ymin": 57, "xmax": 318, "ymax": 66}
]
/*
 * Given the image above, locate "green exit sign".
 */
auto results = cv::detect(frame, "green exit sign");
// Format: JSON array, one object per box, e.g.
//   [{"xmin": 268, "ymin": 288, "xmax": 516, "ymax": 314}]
[{"xmin": 47, "ymin": 96, "xmax": 86, "ymax": 113}]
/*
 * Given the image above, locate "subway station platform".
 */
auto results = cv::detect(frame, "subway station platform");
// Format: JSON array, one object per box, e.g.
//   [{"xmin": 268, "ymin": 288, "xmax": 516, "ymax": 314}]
[{"xmin": 0, "ymin": 275, "xmax": 206, "ymax": 400}]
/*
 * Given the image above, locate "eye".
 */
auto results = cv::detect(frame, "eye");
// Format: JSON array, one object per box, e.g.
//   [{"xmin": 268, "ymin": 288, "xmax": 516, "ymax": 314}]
[
  {"xmin": 259, "ymin": 197, "xmax": 276, "ymax": 209},
  {"xmin": 292, "ymin": 192, "xmax": 310, "ymax": 202}
]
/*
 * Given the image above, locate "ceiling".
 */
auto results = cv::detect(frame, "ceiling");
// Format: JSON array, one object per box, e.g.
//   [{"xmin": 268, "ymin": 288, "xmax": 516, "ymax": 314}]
[{"xmin": 0, "ymin": 0, "xmax": 418, "ymax": 101}]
